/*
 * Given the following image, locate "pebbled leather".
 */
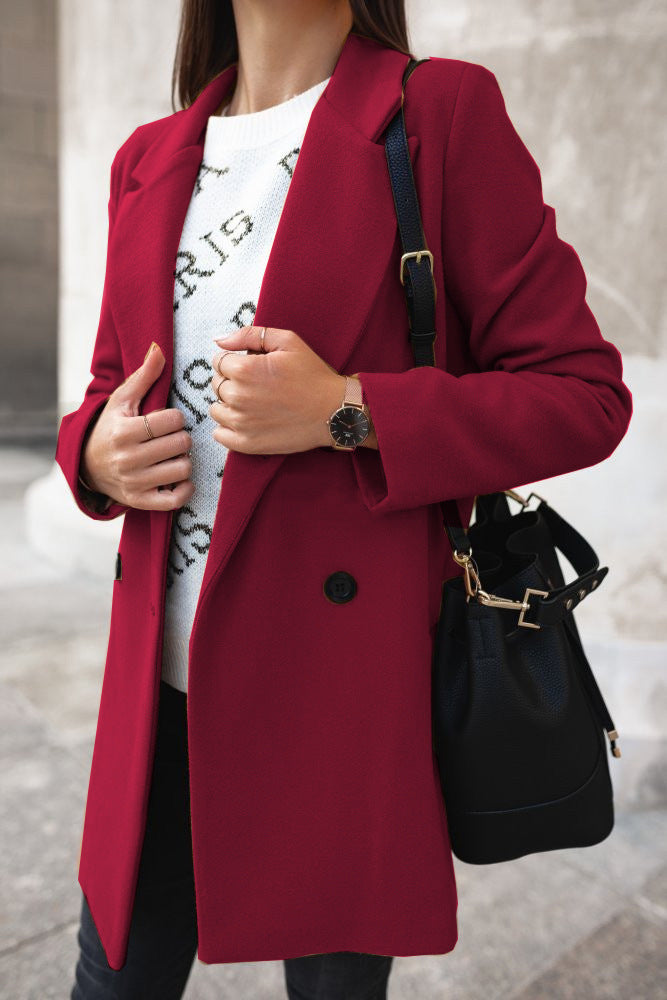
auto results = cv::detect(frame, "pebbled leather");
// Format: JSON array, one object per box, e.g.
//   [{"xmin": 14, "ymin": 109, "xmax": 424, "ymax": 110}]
[
  {"xmin": 384, "ymin": 57, "xmax": 436, "ymax": 368},
  {"xmin": 385, "ymin": 59, "xmax": 619, "ymax": 867}
]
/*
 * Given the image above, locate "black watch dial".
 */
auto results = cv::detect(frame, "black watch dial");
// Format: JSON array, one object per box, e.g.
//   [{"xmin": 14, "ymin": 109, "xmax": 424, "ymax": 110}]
[{"xmin": 329, "ymin": 405, "xmax": 370, "ymax": 447}]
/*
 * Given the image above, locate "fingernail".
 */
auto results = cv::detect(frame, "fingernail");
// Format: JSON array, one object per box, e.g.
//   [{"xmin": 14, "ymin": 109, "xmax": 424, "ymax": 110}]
[{"xmin": 144, "ymin": 341, "xmax": 158, "ymax": 361}]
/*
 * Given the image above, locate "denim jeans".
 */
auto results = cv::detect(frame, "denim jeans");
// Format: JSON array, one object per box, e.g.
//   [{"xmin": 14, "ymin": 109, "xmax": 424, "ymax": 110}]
[{"xmin": 70, "ymin": 679, "xmax": 394, "ymax": 999}]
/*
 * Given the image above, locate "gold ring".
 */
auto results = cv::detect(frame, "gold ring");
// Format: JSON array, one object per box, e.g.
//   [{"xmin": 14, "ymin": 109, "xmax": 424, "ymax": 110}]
[
  {"xmin": 260, "ymin": 326, "xmax": 267, "ymax": 353},
  {"xmin": 215, "ymin": 377, "xmax": 226, "ymax": 402},
  {"xmin": 143, "ymin": 414, "xmax": 154, "ymax": 440}
]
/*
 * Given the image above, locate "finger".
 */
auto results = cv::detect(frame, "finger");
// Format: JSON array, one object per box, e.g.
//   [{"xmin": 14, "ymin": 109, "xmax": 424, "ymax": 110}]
[
  {"xmin": 211, "ymin": 348, "xmax": 248, "ymax": 380},
  {"xmin": 208, "ymin": 399, "xmax": 234, "ymax": 429},
  {"xmin": 213, "ymin": 325, "xmax": 282, "ymax": 353},
  {"xmin": 113, "ymin": 342, "xmax": 165, "ymax": 409},
  {"xmin": 139, "ymin": 453, "xmax": 193, "ymax": 491},
  {"xmin": 210, "ymin": 373, "xmax": 232, "ymax": 403},
  {"xmin": 135, "ymin": 479, "xmax": 195, "ymax": 512},
  {"xmin": 131, "ymin": 427, "xmax": 193, "ymax": 466},
  {"xmin": 210, "ymin": 370, "xmax": 240, "ymax": 412},
  {"xmin": 126, "ymin": 407, "xmax": 189, "ymax": 444}
]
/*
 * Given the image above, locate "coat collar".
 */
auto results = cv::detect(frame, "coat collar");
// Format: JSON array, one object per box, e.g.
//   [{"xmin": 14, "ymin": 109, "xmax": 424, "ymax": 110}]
[
  {"xmin": 128, "ymin": 29, "xmax": 411, "ymax": 186},
  {"xmin": 107, "ymin": 29, "xmax": 417, "ymax": 604}
]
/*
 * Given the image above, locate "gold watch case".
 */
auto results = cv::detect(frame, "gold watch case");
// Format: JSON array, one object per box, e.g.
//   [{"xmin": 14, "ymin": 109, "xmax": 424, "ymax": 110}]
[{"xmin": 326, "ymin": 376, "xmax": 371, "ymax": 451}]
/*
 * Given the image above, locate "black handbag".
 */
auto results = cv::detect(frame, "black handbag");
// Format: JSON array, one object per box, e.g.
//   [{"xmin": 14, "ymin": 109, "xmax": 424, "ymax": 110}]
[{"xmin": 383, "ymin": 57, "xmax": 621, "ymax": 865}]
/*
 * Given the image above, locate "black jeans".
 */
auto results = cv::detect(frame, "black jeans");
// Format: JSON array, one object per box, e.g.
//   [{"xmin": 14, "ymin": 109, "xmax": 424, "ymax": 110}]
[{"xmin": 70, "ymin": 679, "xmax": 394, "ymax": 999}]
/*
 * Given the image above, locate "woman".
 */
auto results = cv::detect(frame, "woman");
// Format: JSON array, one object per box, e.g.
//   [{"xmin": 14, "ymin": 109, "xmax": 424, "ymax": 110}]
[{"xmin": 57, "ymin": 0, "xmax": 633, "ymax": 997}]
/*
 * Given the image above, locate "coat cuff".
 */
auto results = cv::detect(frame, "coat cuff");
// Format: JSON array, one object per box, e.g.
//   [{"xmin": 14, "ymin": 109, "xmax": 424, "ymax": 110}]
[
  {"xmin": 351, "ymin": 369, "xmax": 441, "ymax": 513},
  {"xmin": 350, "ymin": 362, "xmax": 631, "ymax": 516}
]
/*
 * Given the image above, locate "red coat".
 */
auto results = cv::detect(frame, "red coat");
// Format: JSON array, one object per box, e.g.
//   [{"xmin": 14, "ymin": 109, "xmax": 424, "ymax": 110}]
[{"xmin": 55, "ymin": 30, "xmax": 632, "ymax": 970}]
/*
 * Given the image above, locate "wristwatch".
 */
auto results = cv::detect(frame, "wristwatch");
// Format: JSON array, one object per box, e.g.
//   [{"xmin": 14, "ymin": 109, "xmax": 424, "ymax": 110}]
[{"xmin": 326, "ymin": 375, "xmax": 371, "ymax": 451}]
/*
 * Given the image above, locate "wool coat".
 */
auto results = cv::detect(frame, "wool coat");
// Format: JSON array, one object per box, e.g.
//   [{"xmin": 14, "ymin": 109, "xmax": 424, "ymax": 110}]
[{"xmin": 55, "ymin": 29, "xmax": 633, "ymax": 971}]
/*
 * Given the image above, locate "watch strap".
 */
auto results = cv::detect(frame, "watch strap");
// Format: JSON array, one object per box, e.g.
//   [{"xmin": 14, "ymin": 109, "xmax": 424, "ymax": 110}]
[{"xmin": 343, "ymin": 375, "xmax": 363, "ymax": 408}]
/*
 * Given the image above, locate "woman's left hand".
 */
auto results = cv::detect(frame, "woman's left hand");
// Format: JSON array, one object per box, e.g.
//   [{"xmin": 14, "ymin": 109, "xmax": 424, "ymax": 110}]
[{"xmin": 209, "ymin": 325, "xmax": 345, "ymax": 455}]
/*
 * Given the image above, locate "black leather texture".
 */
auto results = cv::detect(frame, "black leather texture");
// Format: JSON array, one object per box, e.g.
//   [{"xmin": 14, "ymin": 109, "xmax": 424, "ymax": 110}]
[
  {"xmin": 433, "ymin": 492, "xmax": 617, "ymax": 864},
  {"xmin": 384, "ymin": 61, "xmax": 619, "ymax": 866}
]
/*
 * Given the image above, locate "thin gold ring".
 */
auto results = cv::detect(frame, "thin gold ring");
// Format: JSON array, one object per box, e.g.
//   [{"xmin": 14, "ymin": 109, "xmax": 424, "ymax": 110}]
[
  {"xmin": 260, "ymin": 326, "xmax": 267, "ymax": 353},
  {"xmin": 215, "ymin": 377, "xmax": 226, "ymax": 402},
  {"xmin": 143, "ymin": 414, "xmax": 154, "ymax": 440},
  {"xmin": 216, "ymin": 348, "xmax": 232, "ymax": 374}
]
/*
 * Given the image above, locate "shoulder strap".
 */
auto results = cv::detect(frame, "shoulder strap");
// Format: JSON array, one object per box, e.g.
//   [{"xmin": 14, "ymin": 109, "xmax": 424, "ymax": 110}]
[
  {"xmin": 384, "ymin": 57, "xmax": 464, "ymax": 544},
  {"xmin": 383, "ymin": 70, "xmax": 620, "ymax": 756},
  {"xmin": 384, "ymin": 58, "xmax": 436, "ymax": 368}
]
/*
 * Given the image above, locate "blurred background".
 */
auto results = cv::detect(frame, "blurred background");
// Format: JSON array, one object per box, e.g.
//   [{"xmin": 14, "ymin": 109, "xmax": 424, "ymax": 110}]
[{"xmin": 1, "ymin": 0, "xmax": 665, "ymax": 996}]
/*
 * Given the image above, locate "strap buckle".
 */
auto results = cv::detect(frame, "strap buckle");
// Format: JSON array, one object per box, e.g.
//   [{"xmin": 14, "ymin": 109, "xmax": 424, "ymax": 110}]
[
  {"xmin": 454, "ymin": 550, "xmax": 549, "ymax": 630},
  {"xmin": 517, "ymin": 588, "xmax": 549, "ymax": 629},
  {"xmin": 476, "ymin": 586, "xmax": 549, "ymax": 630},
  {"xmin": 400, "ymin": 249, "xmax": 434, "ymax": 286}
]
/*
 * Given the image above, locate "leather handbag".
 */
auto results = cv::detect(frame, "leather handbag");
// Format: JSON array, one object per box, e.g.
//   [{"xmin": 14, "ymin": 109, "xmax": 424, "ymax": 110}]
[{"xmin": 382, "ymin": 56, "xmax": 621, "ymax": 865}]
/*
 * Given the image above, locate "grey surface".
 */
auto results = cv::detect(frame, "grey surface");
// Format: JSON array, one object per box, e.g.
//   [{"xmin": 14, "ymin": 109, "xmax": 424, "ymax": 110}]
[
  {"xmin": 1, "ymin": 445, "xmax": 665, "ymax": 999},
  {"xmin": 1, "ymin": 0, "xmax": 59, "ymax": 440}
]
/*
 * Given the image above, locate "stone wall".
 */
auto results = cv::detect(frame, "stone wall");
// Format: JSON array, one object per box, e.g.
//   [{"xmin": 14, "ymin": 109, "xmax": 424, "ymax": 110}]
[
  {"xmin": 56, "ymin": 0, "xmax": 181, "ymax": 418},
  {"xmin": 408, "ymin": 0, "xmax": 664, "ymax": 360},
  {"xmin": 0, "ymin": 0, "xmax": 58, "ymax": 440}
]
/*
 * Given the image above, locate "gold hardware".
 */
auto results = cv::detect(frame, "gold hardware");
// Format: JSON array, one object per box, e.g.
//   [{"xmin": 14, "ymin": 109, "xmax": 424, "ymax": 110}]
[
  {"xmin": 504, "ymin": 488, "xmax": 529, "ymax": 506},
  {"xmin": 475, "ymin": 586, "xmax": 547, "ymax": 629},
  {"xmin": 578, "ymin": 588, "xmax": 586, "ymax": 600},
  {"xmin": 476, "ymin": 591, "xmax": 528, "ymax": 612},
  {"xmin": 400, "ymin": 249, "xmax": 434, "ymax": 286},
  {"xmin": 504, "ymin": 488, "xmax": 546, "ymax": 508},
  {"xmin": 455, "ymin": 571, "xmax": 548, "ymax": 629},
  {"xmin": 565, "ymin": 598, "xmax": 574, "ymax": 610},
  {"xmin": 453, "ymin": 550, "xmax": 481, "ymax": 600},
  {"xmin": 517, "ymin": 588, "xmax": 549, "ymax": 629},
  {"xmin": 453, "ymin": 497, "xmax": 550, "ymax": 626}
]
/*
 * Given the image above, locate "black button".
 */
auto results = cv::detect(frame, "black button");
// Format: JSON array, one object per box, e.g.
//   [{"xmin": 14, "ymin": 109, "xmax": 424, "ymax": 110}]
[{"xmin": 323, "ymin": 571, "xmax": 357, "ymax": 604}]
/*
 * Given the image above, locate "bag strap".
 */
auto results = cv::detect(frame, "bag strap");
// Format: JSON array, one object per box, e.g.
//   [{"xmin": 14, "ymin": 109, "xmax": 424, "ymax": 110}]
[
  {"xmin": 384, "ymin": 66, "xmax": 620, "ymax": 754},
  {"xmin": 507, "ymin": 497, "xmax": 608, "ymax": 627},
  {"xmin": 384, "ymin": 57, "xmax": 464, "ymax": 537},
  {"xmin": 383, "ymin": 63, "xmax": 610, "ymax": 623},
  {"xmin": 384, "ymin": 57, "xmax": 437, "ymax": 368}
]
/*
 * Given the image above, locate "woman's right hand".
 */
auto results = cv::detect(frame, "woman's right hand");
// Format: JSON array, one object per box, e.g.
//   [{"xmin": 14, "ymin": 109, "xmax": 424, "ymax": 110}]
[{"xmin": 79, "ymin": 342, "xmax": 196, "ymax": 512}]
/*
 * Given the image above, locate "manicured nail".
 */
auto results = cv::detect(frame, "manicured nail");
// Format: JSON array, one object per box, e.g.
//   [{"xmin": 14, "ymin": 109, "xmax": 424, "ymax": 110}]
[{"xmin": 144, "ymin": 341, "xmax": 158, "ymax": 361}]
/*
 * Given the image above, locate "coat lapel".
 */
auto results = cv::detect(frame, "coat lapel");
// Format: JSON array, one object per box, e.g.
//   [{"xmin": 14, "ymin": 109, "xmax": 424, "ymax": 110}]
[{"xmin": 107, "ymin": 30, "xmax": 417, "ymax": 603}]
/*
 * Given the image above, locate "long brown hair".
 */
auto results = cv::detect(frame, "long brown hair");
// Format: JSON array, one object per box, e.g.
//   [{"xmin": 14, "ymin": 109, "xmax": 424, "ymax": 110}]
[{"xmin": 171, "ymin": 1, "xmax": 411, "ymax": 112}]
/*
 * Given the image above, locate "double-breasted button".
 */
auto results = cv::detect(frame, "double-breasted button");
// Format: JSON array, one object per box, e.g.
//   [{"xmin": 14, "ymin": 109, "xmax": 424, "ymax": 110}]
[{"xmin": 323, "ymin": 571, "xmax": 357, "ymax": 604}]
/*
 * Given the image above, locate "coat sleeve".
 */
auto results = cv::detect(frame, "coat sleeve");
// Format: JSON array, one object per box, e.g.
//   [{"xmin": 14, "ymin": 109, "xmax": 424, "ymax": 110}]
[
  {"xmin": 350, "ymin": 62, "xmax": 633, "ymax": 514},
  {"xmin": 54, "ymin": 137, "xmax": 134, "ymax": 521}
]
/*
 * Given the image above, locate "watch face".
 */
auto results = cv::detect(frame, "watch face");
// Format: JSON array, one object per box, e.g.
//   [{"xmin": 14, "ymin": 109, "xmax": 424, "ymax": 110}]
[{"xmin": 329, "ymin": 406, "xmax": 370, "ymax": 448}]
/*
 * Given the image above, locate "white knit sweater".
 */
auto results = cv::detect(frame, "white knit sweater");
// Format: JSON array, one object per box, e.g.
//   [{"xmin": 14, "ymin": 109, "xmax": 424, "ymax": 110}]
[{"xmin": 161, "ymin": 74, "xmax": 331, "ymax": 693}]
